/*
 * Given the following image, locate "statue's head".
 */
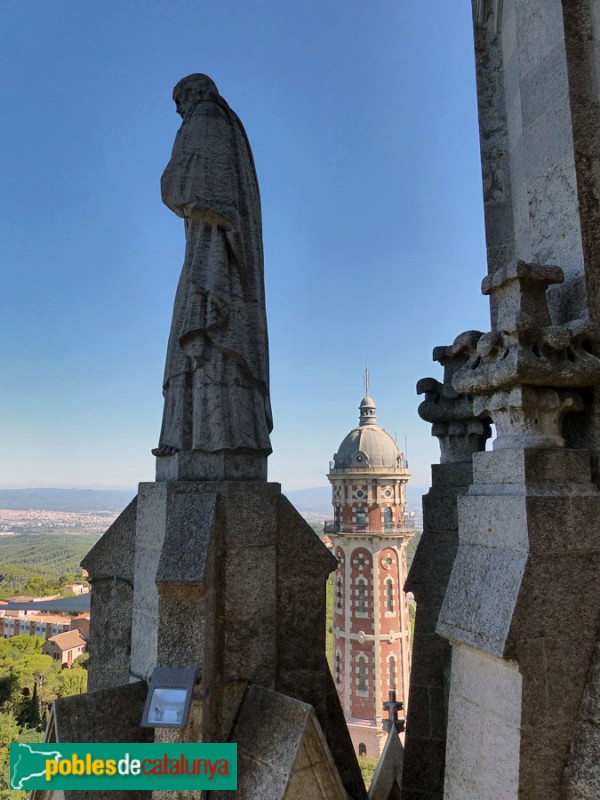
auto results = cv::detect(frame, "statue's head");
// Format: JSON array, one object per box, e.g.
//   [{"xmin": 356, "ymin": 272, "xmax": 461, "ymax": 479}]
[{"xmin": 173, "ymin": 74, "xmax": 219, "ymax": 119}]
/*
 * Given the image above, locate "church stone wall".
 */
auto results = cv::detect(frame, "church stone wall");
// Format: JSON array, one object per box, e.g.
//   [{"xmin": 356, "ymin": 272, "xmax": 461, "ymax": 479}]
[{"xmin": 444, "ymin": 645, "xmax": 522, "ymax": 800}]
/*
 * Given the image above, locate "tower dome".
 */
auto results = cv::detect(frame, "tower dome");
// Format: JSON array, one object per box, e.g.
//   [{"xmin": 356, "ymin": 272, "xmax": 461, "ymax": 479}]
[{"xmin": 333, "ymin": 396, "xmax": 403, "ymax": 469}]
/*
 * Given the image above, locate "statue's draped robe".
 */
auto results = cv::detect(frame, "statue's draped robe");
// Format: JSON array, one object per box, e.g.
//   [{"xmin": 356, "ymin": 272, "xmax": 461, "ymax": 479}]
[{"xmin": 158, "ymin": 98, "xmax": 272, "ymax": 454}]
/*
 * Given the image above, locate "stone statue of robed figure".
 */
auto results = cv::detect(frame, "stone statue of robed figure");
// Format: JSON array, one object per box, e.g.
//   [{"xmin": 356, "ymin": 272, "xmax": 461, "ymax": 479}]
[{"xmin": 153, "ymin": 73, "xmax": 272, "ymax": 480}]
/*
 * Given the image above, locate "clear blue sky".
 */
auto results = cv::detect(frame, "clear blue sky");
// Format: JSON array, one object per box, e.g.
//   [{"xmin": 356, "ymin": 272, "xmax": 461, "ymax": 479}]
[{"xmin": 0, "ymin": 1, "xmax": 490, "ymax": 492}]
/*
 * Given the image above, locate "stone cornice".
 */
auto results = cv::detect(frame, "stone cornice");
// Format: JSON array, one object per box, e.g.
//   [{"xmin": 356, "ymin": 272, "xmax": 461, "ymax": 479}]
[
  {"xmin": 451, "ymin": 263, "xmax": 600, "ymax": 395},
  {"xmin": 448, "ymin": 261, "xmax": 600, "ymax": 449}
]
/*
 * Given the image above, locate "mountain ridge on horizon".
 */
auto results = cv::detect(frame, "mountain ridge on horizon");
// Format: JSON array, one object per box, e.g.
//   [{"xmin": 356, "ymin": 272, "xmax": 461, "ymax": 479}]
[
  {"xmin": 0, "ymin": 485, "xmax": 427, "ymax": 517},
  {"xmin": 0, "ymin": 487, "xmax": 135, "ymax": 513}
]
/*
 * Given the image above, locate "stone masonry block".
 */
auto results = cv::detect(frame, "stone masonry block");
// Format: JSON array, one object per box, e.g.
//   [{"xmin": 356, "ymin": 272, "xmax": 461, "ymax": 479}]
[
  {"xmin": 516, "ymin": 0, "xmax": 565, "ymax": 76},
  {"xmin": 525, "ymin": 496, "xmax": 600, "ymax": 553},
  {"xmin": 222, "ymin": 544, "xmax": 277, "ymax": 685},
  {"xmin": 404, "ymin": 684, "xmax": 432, "ymax": 739},
  {"xmin": 437, "ymin": 543, "xmax": 527, "ymax": 656},
  {"xmin": 428, "ymin": 686, "xmax": 447, "ymax": 741},
  {"xmin": 448, "ymin": 645, "xmax": 522, "ymax": 729},
  {"xmin": 520, "ymin": 47, "xmax": 570, "ymax": 130},
  {"xmin": 131, "ymin": 546, "xmax": 164, "ymax": 610},
  {"xmin": 130, "ymin": 483, "xmax": 169, "ymax": 680},
  {"xmin": 210, "ymin": 685, "xmax": 346, "ymax": 800},
  {"xmin": 135, "ymin": 482, "xmax": 167, "ymax": 551},
  {"xmin": 405, "ymin": 528, "xmax": 457, "ymax": 598},
  {"xmin": 458, "ymin": 493, "xmax": 529, "ymax": 550},
  {"xmin": 220, "ymin": 480, "xmax": 280, "ymax": 548},
  {"xmin": 510, "ymin": 554, "xmax": 600, "ymax": 645},
  {"xmin": 88, "ymin": 579, "xmax": 133, "ymax": 692},
  {"xmin": 519, "ymin": 722, "xmax": 567, "ymax": 800},
  {"xmin": 55, "ymin": 683, "xmax": 153, "ymax": 800},
  {"xmin": 534, "ymin": 638, "xmax": 594, "ymax": 725},
  {"xmin": 472, "ymin": 448, "xmax": 592, "ymax": 485},
  {"xmin": 82, "ymin": 495, "xmax": 137, "ymax": 580},
  {"xmin": 422, "ymin": 494, "xmax": 460, "ymax": 532},
  {"xmin": 130, "ymin": 608, "xmax": 157, "ymax": 681},
  {"xmin": 409, "ymin": 634, "xmax": 450, "ymax": 688},
  {"xmin": 430, "ymin": 462, "xmax": 474, "ymax": 488},
  {"xmin": 564, "ymin": 721, "xmax": 600, "ymax": 798},
  {"xmin": 277, "ymin": 494, "xmax": 336, "ymax": 675},
  {"xmin": 157, "ymin": 490, "xmax": 216, "ymax": 584},
  {"xmin": 401, "ymin": 740, "xmax": 445, "ymax": 797},
  {"xmin": 444, "ymin": 645, "xmax": 521, "ymax": 800},
  {"xmin": 157, "ymin": 584, "xmax": 205, "ymax": 669},
  {"xmin": 83, "ymin": 496, "xmax": 136, "ymax": 692}
]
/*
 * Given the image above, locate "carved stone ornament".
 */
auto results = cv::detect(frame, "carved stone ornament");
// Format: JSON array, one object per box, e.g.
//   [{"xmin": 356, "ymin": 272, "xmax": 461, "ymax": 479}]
[
  {"xmin": 473, "ymin": 386, "xmax": 582, "ymax": 450},
  {"xmin": 451, "ymin": 261, "xmax": 600, "ymax": 449},
  {"xmin": 417, "ymin": 345, "xmax": 491, "ymax": 463},
  {"xmin": 153, "ymin": 73, "xmax": 272, "ymax": 481},
  {"xmin": 452, "ymin": 262, "xmax": 600, "ymax": 394}
]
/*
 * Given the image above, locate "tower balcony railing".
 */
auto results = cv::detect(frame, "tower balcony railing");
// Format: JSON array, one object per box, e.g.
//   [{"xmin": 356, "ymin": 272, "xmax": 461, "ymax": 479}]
[
  {"xmin": 328, "ymin": 463, "xmax": 409, "ymax": 474},
  {"xmin": 323, "ymin": 517, "xmax": 415, "ymax": 535}
]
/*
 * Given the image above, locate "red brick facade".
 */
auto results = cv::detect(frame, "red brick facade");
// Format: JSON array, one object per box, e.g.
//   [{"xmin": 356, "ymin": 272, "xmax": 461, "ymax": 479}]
[{"xmin": 327, "ymin": 394, "xmax": 414, "ymax": 758}]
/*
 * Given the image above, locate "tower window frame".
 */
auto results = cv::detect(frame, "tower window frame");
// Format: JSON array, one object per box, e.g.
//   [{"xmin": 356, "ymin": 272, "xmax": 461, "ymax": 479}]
[
  {"xmin": 388, "ymin": 655, "xmax": 396, "ymax": 691},
  {"xmin": 356, "ymin": 577, "xmax": 368, "ymax": 616},
  {"xmin": 357, "ymin": 655, "xmax": 368, "ymax": 694},
  {"xmin": 385, "ymin": 577, "xmax": 394, "ymax": 615},
  {"xmin": 335, "ymin": 649, "xmax": 342, "ymax": 686},
  {"xmin": 336, "ymin": 575, "xmax": 343, "ymax": 613}
]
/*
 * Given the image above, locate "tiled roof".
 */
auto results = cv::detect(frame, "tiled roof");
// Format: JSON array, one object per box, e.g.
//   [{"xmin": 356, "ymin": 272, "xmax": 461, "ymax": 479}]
[
  {"xmin": 44, "ymin": 629, "xmax": 87, "ymax": 651},
  {"xmin": 11, "ymin": 614, "xmax": 72, "ymax": 625}
]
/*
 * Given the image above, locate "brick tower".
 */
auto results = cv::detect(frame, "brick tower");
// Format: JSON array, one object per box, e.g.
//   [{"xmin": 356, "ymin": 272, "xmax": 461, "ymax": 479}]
[{"xmin": 325, "ymin": 388, "xmax": 414, "ymax": 758}]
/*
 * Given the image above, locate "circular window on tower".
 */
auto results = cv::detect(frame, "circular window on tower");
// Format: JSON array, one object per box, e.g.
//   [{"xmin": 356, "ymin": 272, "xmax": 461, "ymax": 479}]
[
  {"xmin": 384, "ymin": 489, "xmax": 392, "ymax": 498},
  {"xmin": 355, "ymin": 490, "xmax": 364, "ymax": 498},
  {"xmin": 356, "ymin": 455, "xmax": 363, "ymax": 462}
]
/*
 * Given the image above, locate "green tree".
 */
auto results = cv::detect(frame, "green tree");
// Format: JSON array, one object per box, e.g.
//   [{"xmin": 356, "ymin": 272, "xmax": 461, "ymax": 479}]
[
  {"xmin": 0, "ymin": 709, "xmax": 44, "ymax": 800},
  {"xmin": 0, "ymin": 710, "xmax": 24, "ymax": 799},
  {"xmin": 0, "ymin": 637, "xmax": 61, "ymax": 719},
  {"xmin": 358, "ymin": 755, "xmax": 379, "ymax": 789},
  {"xmin": 20, "ymin": 683, "xmax": 41, "ymax": 729},
  {"xmin": 75, "ymin": 652, "xmax": 89, "ymax": 669},
  {"xmin": 60, "ymin": 663, "xmax": 87, "ymax": 697}
]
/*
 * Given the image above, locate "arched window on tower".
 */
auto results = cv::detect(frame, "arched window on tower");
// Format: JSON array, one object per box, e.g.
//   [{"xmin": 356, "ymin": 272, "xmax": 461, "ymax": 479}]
[
  {"xmin": 358, "ymin": 743, "xmax": 367, "ymax": 757},
  {"xmin": 356, "ymin": 507, "xmax": 366, "ymax": 527},
  {"xmin": 357, "ymin": 655, "xmax": 367, "ymax": 692},
  {"xmin": 386, "ymin": 577, "xmax": 394, "ymax": 613},
  {"xmin": 389, "ymin": 656, "xmax": 396, "ymax": 690},
  {"xmin": 383, "ymin": 507, "xmax": 393, "ymax": 529},
  {"xmin": 357, "ymin": 577, "xmax": 367, "ymax": 614},
  {"xmin": 335, "ymin": 649, "xmax": 342, "ymax": 685},
  {"xmin": 336, "ymin": 576, "xmax": 343, "ymax": 612}
]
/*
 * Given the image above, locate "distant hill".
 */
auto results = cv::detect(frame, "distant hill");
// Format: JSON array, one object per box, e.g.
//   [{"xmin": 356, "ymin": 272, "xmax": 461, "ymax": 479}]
[
  {"xmin": 0, "ymin": 488, "xmax": 135, "ymax": 513},
  {"xmin": 284, "ymin": 487, "xmax": 331, "ymax": 516},
  {"xmin": 0, "ymin": 484, "xmax": 428, "ymax": 523}
]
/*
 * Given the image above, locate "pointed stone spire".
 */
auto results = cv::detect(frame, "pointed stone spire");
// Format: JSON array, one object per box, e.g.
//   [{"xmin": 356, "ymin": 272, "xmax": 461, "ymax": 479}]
[{"xmin": 368, "ymin": 727, "xmax": 404, "ymax": 800}]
